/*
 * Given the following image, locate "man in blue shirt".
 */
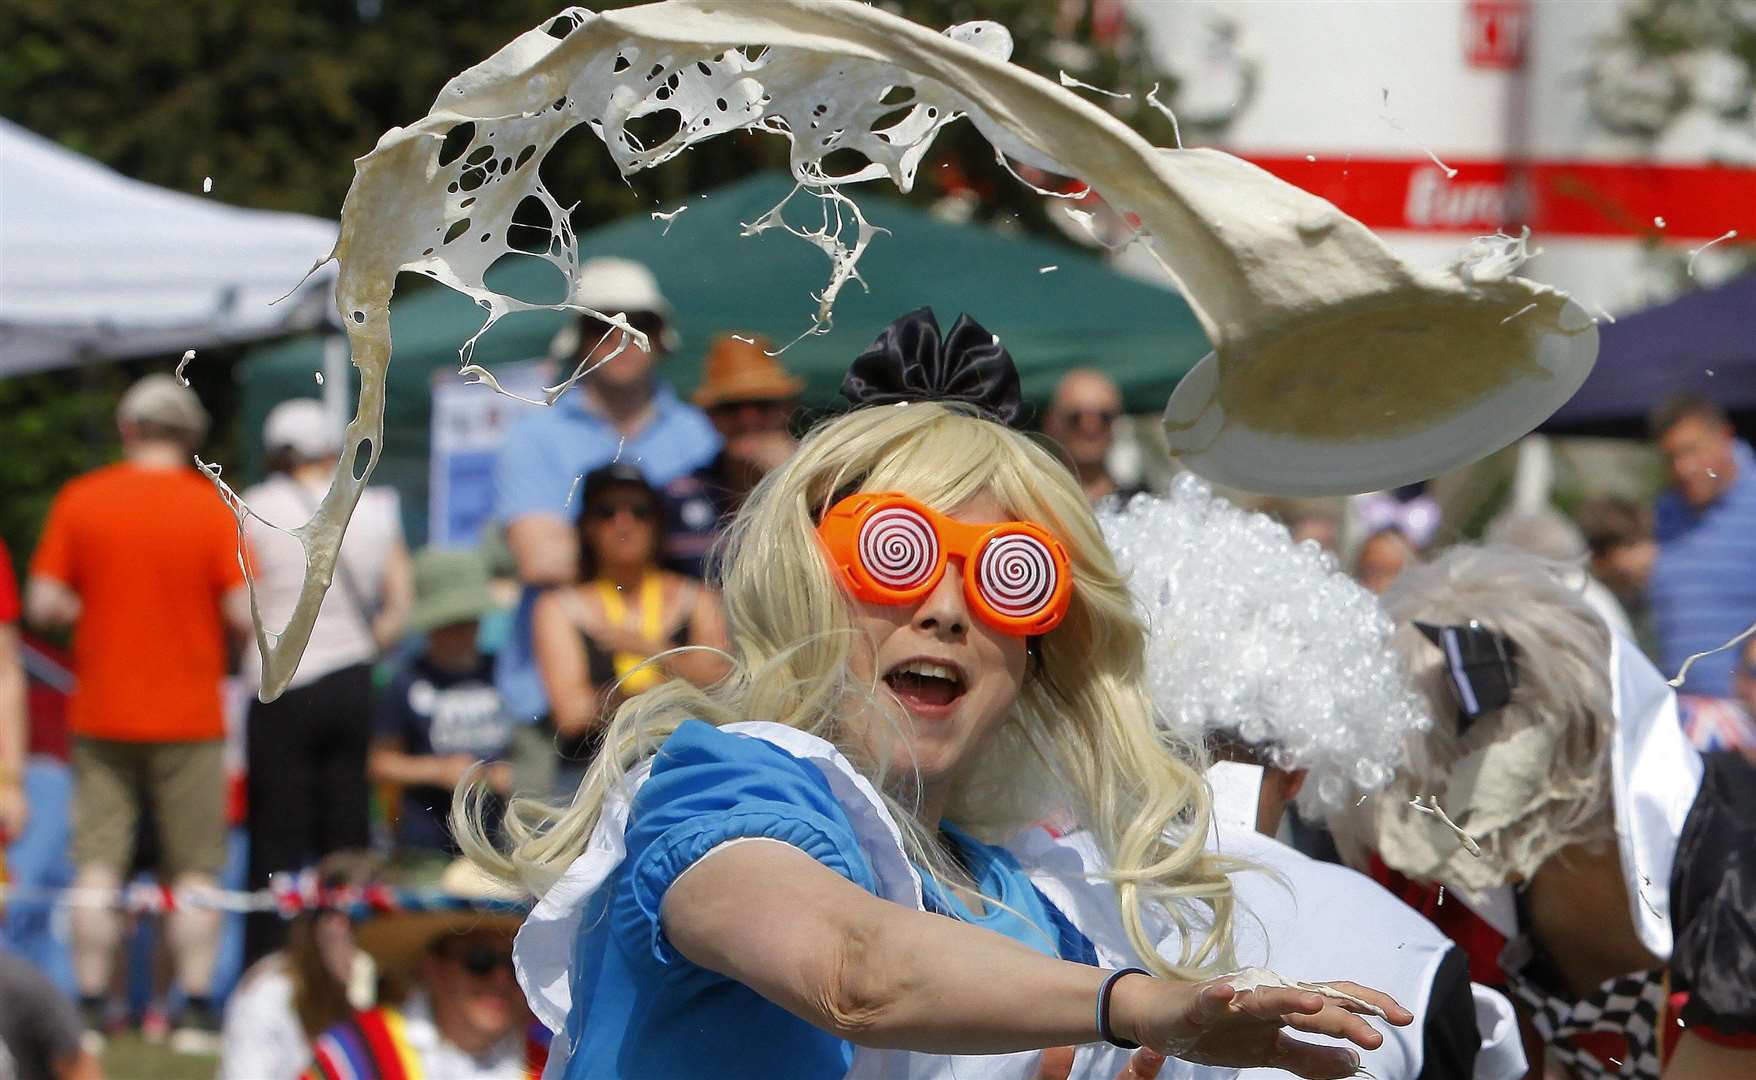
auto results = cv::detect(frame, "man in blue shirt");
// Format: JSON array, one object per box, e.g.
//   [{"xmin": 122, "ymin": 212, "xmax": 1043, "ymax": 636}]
[
  {"xmin": 1647, "ymin": 393, "xmax": 1756, "ymax": 698},
  {"xmin": 493, "ymin": 258, "xmax": 720, "ymax": 727}
]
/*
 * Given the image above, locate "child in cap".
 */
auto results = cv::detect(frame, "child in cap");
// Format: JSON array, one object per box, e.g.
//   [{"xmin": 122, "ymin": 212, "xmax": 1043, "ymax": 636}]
[{"xmin": 368, "ymin": 549, "xmax": 512, "ymax": 871}]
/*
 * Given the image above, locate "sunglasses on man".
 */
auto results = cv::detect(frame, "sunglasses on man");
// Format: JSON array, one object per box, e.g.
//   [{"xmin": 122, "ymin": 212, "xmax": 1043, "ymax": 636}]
[
  {"xmin": 438, "ymin": 941, "xmax": 517, "ymax": 978},
  {"xmin": 581, "ymin": 310, "xmax": 668, "ymax": 345},
  {"xmin": 1054, "ymin": 408, "xmax": 1120, "ymax": 428}
]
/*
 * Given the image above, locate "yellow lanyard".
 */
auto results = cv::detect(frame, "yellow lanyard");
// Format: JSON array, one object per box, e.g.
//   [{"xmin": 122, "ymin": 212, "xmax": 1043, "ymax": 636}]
[{"xmin": 596, "ymin": 571, "xmax": 665, "ymax": 693}]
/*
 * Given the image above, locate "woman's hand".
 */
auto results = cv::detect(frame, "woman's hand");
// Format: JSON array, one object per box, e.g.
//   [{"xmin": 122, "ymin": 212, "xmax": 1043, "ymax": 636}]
[
  {"xmin": 1035, "ymin": 1045, "xmax": 1165, "ymax": 1080},
  {"xmin": 1112, "ymin": 973, "xmax": 1412, "ymax": 1080}
]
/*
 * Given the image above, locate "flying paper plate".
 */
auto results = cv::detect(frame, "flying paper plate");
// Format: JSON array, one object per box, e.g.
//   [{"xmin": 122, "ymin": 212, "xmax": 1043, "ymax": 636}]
[{"xmin": 1164, "ymin": 290, "xmax": 1600, "ymax": 497}]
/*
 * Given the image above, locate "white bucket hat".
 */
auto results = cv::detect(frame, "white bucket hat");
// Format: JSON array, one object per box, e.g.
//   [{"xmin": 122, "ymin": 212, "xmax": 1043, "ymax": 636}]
[{"xmin": 548, "ymin": 257, "xmax": 679, "ymax": 361}]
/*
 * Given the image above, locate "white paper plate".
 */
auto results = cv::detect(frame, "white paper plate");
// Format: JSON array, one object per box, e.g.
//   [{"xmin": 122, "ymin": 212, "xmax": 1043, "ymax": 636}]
[{"xmin": 1163, "ymin": 295, "xmax": 1600, "ymax": 496}]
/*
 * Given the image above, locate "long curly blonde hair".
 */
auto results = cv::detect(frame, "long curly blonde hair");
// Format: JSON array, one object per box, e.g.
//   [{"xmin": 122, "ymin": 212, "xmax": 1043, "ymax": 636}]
[{"xmin": 457, "ymin": 401, "xmax": 1236, "ymax": 978}]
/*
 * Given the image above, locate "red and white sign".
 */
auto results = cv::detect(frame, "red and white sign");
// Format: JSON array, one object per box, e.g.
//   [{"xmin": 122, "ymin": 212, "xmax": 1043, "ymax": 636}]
[
  {"xmin": 1243, "ymin": 155, "xmax": 1756, "ymax": 240},
  {"xmin": 1126, "ymin": 0, "xmax": 1754, "ymax": 313},
  {"xmin": 1464, "ymin": 0, "xmax": 1530, "ymax": 70}
]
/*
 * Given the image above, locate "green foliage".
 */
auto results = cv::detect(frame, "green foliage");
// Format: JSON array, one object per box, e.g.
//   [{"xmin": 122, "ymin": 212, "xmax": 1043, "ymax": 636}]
[{"xmin": 0, "ymin": 370, "xmax": 123, "ymax": 567}]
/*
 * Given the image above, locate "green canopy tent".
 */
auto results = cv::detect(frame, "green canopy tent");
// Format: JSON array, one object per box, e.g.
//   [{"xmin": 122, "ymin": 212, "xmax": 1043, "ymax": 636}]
[{"xmin": 241, "ymin": 172, "xmax": 1211, "ymax": 542}]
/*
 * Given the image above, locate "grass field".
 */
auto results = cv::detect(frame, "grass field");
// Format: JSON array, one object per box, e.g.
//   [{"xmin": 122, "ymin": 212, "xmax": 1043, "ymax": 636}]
[{"xmin": 101, "ymin": 1034, "xmax": 215, "ymax": 1080}]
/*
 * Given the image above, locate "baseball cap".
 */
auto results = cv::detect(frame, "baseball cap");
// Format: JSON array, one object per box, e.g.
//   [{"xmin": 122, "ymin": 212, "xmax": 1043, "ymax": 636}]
[
  {"xmin": 263, "ymin": 398, "xmax": 345, "ymax": 461},
  {"xmin": 117, "ymin": 374, "xmax": 210, "ymax": 441}
]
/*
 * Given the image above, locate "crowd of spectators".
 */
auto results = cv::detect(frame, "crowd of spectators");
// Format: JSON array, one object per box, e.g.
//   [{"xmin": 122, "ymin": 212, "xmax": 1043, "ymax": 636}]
[{"xmin": 0, "ymin": 253, "xmax": 1750, "ymax": 1077}]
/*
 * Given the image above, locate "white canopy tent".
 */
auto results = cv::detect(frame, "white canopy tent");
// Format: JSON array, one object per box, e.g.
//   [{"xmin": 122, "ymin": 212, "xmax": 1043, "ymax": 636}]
[{"xmin": 0, "ymin": 117, "xmax": 340, "ymax": 378}]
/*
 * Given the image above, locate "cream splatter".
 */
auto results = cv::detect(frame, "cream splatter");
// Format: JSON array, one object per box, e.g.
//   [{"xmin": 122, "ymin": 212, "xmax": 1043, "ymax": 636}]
[
  {"xmin": 1379, "ymin": 90, "xmax": 1456, "ymax": 178},
  {"xmin": 1668, "ymin": 620, "xmax": 1756, "ymax": 688},
  {"xmin": 1144, "ymin": 83, "xmax": 1183, "ymax": 150},
  {"xmin": 176, "ymin": 349, "xmax": 196, "ymax": 387},
  {"xmin": 1653, "ymin": 216, "xmax": 1665, "ymax": 228},
  {"xmin": 1409, "ymin": 795, "xmax": 1482, "ymax": 856},
  {"xmin": 1219, "ymin": 967, "xmax": 1388, "ymax": 1019},
  {"xmin": 202, "ymin": 176, "xmax": 213, "ymax": 194},
  {"xmin": 1038, "ymin": 264, "xmax": 1058, "ymax": 274},
  {"xmin": 314, "ymin": 371, "xmax": 324, "ymax": 386},
  {"xmin": 650, "ymin": 205, "xmax": 687, "ymax": 236},
  {"xmin": 1687, "ymin": 229, "xmax": 1738, "ymax": 277},
  {"xmin": 1058, "ymin": 70, "xmax": 1132, "ymax": 100}
]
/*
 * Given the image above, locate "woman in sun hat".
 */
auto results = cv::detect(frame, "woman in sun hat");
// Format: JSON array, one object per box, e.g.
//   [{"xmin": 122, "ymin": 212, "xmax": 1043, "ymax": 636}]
[{"xmin": 459, "ymin": 307, "xmax": 1411, "ymax": 1080}]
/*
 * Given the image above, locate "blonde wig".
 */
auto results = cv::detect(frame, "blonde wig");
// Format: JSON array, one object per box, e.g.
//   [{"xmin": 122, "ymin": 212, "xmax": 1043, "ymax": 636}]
[
  {"xmin": 457, "ymin": 401, "xmax": 1236, "ymax": 978},
  {"xmin": 1346, "ymin": 544, "xmax": 1616, "ymax": 891}
]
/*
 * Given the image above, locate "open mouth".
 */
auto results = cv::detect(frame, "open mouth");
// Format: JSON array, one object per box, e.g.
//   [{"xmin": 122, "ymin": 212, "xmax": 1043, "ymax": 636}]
[{"xmin": 883, "ymin": 658, "xmax": 967, "ymax": 712}]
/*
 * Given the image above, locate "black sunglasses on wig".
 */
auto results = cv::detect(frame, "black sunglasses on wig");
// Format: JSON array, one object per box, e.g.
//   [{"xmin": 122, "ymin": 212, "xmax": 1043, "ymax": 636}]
[{"xmin": 1414, "ymin": 620, "xmax": 1520, "ymax": 733}]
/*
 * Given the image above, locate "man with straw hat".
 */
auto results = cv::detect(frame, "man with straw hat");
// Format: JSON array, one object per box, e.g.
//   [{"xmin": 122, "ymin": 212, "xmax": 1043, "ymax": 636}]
[
  {"xmin": 369, "ymin": 549, "xmax": 512, "ymax": 869},
  {"xmin": 306, "ymin": 863, "xmax": 543, "ymax": 1080},
  {"xmin": 665, "ymin": 332, "xmax": 805, "ymax": 577}
]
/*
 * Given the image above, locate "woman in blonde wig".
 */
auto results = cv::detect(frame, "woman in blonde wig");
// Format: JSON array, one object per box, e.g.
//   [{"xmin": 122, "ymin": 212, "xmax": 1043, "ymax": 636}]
[{"xmin": 460, "ymin": 309, "xmax": 1408, "ymax": 1080}]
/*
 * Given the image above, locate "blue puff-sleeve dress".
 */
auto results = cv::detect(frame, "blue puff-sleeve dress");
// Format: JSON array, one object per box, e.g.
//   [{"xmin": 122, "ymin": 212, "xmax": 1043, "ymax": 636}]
[{"xmin": 512, "ymin": 720, "xmax": 1109, "ymax": 1080}]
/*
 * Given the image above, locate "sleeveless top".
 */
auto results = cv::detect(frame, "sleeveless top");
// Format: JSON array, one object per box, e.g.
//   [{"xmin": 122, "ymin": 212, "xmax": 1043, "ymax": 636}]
[{"xmin": 577, "ymin": 573, "xmax": 692, "ymax": 693}]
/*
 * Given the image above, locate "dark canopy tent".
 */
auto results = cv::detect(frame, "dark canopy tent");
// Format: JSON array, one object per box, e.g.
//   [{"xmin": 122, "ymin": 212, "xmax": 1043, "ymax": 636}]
[
  {"xmin": 241, "ymin": 172, "xmax": 1211, "ymax": 541},
  {"xmin": 1545, "ymin": 272, "xmax": 1756, "ymax": 437}
]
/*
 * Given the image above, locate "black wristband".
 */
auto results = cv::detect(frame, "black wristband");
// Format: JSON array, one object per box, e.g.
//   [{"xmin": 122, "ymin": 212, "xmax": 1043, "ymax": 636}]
[{"xmin": 1096, "ymin": 967, "xmax": 1150, "ymax": 1050}]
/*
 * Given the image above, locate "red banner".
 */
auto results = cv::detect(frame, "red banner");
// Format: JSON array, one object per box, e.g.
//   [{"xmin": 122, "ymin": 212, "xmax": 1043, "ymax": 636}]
[{"xmin": 1244, "ymin": 154, "xmax": 1756, "ymax": 241}]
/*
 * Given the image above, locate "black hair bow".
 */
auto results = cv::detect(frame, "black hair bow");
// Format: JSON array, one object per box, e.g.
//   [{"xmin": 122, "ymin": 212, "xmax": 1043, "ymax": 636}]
[{"xmin": 840, "ymin": 307, "xmax": 1024, "ymax": 428}]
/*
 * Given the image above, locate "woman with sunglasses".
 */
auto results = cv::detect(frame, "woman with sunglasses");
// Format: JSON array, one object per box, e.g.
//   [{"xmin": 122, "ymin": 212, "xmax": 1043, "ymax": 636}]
[
  {"xmin": 531, "ymin": 463, "xmax": 730, "ymax": 787},
  {"xmin": 462, "ymin": 309, "xmax": 1410, "ymax": 1080}
]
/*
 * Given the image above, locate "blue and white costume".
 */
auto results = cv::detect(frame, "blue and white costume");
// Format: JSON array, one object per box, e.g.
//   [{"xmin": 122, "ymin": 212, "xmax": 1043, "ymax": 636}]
[{"xmin": 514, "ymin": 719, "xmax": 1168, "ymax": 1080}]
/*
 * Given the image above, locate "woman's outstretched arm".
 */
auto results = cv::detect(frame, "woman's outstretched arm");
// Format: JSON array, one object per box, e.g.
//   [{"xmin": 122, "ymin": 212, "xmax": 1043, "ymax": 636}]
[{"xmin": 663, "ymin": 838, "xmax": 1409, "ymax": 1078}]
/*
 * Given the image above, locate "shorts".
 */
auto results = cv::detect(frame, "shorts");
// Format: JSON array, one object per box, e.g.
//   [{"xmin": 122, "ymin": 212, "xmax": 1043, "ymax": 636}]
[{"xmin": 71, "ymin": 737, "xmax": 226, "ymax": 878}]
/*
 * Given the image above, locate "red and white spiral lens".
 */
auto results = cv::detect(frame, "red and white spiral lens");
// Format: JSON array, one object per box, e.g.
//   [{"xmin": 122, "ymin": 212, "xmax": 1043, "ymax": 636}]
[
  {"xmin": 857, "ymin": 504, "xmax": 941, "ymax": 594},
  {"xmin": 976, "ymin": 531, "xmax": 1060, "ymax": 620}
]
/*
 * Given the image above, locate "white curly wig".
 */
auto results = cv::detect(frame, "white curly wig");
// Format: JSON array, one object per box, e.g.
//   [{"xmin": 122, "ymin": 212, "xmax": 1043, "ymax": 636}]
[
  {"xmin": 1099, "ymin": 475, "xmax": 1431, "ymax": 811},
  {"xmin": 1347, "ymin": 544, "xmax": 1617, "ymax": 891}
]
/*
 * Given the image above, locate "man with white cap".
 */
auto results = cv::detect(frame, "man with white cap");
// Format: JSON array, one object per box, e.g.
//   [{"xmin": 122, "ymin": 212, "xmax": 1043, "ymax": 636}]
[
  {"xmin": 26, "ymin": 373, "xmax": 252, "ymax": 1051},
  {"xmin": 238, "ymin": 397, "xmax": 413, "ymax": 968},
  {"xmin": 491, "ymin": 258, "xmax": 719, "ymax": 728}
]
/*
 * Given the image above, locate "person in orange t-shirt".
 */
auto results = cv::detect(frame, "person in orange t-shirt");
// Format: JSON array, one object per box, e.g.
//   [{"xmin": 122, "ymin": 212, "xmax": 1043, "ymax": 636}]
[{"xmin": 25, "ymin": 373, "xmax": 251, "ymax": 1053}]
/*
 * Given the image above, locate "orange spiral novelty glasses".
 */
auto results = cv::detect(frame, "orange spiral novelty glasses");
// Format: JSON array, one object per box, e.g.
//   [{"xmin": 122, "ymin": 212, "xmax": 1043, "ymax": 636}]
[{"xmin": 816, "ymin": 492, "xmax": 1073, "ymax": 635}]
